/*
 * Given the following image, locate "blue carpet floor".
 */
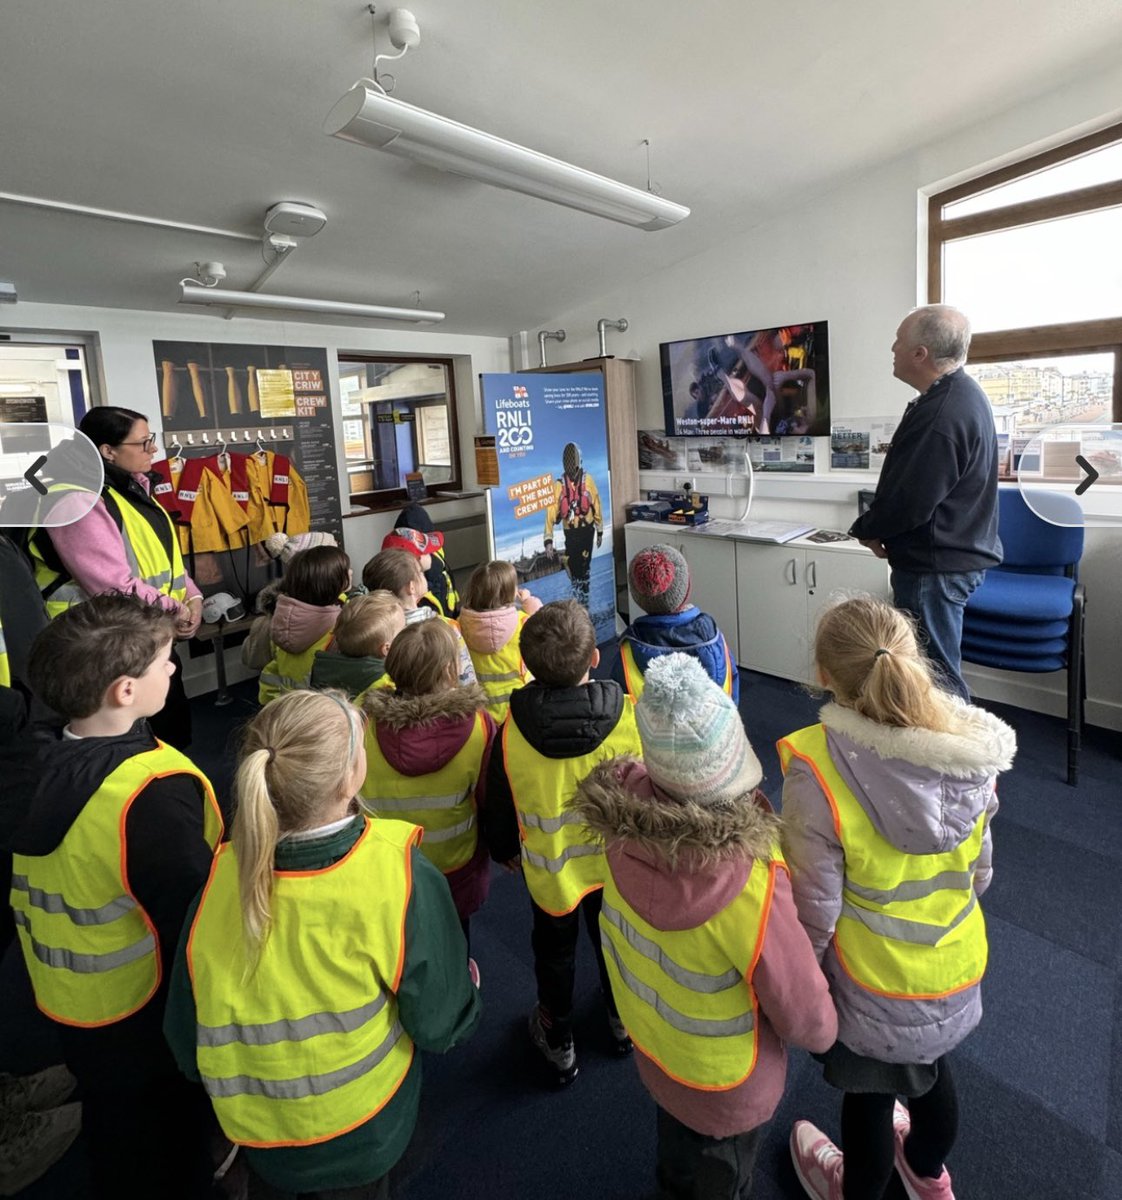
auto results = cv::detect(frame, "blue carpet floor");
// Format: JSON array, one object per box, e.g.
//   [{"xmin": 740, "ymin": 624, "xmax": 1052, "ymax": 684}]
[{"xmin": 3, "ymin": 665, "xmax": 1120, "ymax": 1199}]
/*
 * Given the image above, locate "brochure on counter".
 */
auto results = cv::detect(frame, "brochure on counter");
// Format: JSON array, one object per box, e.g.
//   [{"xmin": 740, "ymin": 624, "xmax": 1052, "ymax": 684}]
[{"xmin": 691, "ymin": 518, "xmax": 815, "ymax": 544}]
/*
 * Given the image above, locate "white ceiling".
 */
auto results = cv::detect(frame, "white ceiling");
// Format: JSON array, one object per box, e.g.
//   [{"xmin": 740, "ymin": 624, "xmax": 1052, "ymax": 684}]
[{"xmin": 3, "ymin": 0, "xmax": 1121, "ymax": 336}]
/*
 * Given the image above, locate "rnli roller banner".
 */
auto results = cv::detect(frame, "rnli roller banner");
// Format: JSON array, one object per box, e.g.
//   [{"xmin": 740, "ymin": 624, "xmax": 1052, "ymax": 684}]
[{"xmin": 480, "ymin": 373, "xmax": 614, "ymax": 644}]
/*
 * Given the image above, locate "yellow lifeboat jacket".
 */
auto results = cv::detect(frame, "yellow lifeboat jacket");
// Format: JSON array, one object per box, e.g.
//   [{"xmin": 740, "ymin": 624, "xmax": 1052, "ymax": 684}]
[
  {"xmin": 11, "ymin": 742, "xmax": 221, "ymax": 1027},
  {"xmin": 245, "ymin": 451, "xmax": 311, "ymax": 543},
  {"xmin": 187, "ymin": 819, "xmax": 419, "ymax": 1147},
  {"xmin": 150, "ymin": 456, "xmax": 251, "ymax": 556}
]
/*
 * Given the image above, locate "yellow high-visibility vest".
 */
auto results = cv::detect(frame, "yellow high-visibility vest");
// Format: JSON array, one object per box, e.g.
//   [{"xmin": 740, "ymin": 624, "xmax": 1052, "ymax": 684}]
[
  {"xmin": 360, "ymin": 712, "xmax": 487, "ymax": 873},
  {"xmin": 0, "ymin": 620, "xmax": 9, "ymax": 688},
  {"xmin": 601, "ymin": 853, "xmax": 782, "ymax": 1089},
  {"xmin": 777, "ymin": 724, "xmax": 988, "ymax": 999},
  {"xmin": 619, "ymin": 640, "xmax": 734, "ymax": 702},
  {"xmin": 11, "ymin": 744, "xmax": 221, "ymax": 1027},
  {"xmin": 466, "ymin": 613, "xmax": 529, "ymax": 725},
  {"xmin": 503, "ymin": 700, "xmax": 642, "ymax": 915},
  {"xmin": 187, "ymin": 819, "xmax": 419, "ymax": 1148},
  {"xmin": 259, "ymin": 631, "xmax": 334, "ymax": 705},
  {"xmin": 31, "ymin": 484, "xmax": 189, "ymax": 619}
]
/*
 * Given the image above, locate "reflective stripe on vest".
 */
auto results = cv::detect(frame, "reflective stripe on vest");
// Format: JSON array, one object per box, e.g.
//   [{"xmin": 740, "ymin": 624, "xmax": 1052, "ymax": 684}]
[
  {"xmin": 620, "ymin": 640, "xmax": 733, "ymax": 702},
  {"xmin": 187, "ymin": 819, "xmax": 419, "ymax": 1147},
  {"xmin": 11, "ymin": 745, "xmax": 221, "ymax": 1027},
  {"xmin": 31, "ymin": 483, "xmax": 188, "ymax": 618},
  {"xmin": 259, "ymin": 632, "xmax": 335, "ymax": 705},
  {"xmin": 466, "ymin": 613, "xmax": 528, "ymax": 724},
  {"xmin": 600, "ymin": 855, "xmax": 780, "ymax": 1090},
  {"xmin": 360, "ymin": 713, "xmax": 486, "ymax": 873},
  {"xmin": 103, "ymin": 486, "xmax": 189, "ymax": 602},
  {"xmin": 503, "ymin": 700, "xmax": 643, "ymax": 915},
  {"xmin": 777, "ymin": 724, "xmax": 988, "ymax": 999}
]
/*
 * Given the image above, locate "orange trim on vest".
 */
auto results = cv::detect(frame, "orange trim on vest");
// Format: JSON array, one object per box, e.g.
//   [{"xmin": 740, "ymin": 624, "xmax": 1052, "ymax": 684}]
[
  {"xmin": 390, "ymin": 826, "xmax": 421, "ymax": 993},
  {"xmin": 830, "ymin": 932, "xmax": 984, "ymax": 1002},
  {"xmin": 776, "ymin": 740, "xmax": 843, "ymax": 840}
]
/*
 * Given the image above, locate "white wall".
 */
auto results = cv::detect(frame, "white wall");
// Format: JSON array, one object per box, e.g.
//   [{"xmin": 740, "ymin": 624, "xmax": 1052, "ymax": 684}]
[
  {"xmin": 529, "ymin": 61, "xmax": 1122, "ymax": 730},
  {"xmin": 3, "ymin": 301, "xmax": 510, "ymax": 694}
]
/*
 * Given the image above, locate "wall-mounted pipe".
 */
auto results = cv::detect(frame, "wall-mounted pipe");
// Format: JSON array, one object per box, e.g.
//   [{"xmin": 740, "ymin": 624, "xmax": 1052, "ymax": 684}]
[
  {"xmin": 596, "ymin": 317, "xmax": 628, "ymax": 357},
  {"xmin": 538, "ymin": 329, "xmax": 566, "ymax": 367}
]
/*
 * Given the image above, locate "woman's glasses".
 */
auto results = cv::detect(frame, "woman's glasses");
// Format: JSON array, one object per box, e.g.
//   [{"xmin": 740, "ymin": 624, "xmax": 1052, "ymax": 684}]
[{"xmin": 117, "ymin": 435, "xmax": 158, "ymax": 451}]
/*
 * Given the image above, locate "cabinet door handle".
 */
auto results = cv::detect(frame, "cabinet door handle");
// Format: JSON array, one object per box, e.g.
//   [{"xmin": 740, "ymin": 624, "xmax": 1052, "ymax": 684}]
[
  {"xmin": 807, "ymin": 560, "xmax": 818, "ymax": 589},
  {"xmin": 786, "ymin": 558, "xmax": 798, "ymax": 585}
]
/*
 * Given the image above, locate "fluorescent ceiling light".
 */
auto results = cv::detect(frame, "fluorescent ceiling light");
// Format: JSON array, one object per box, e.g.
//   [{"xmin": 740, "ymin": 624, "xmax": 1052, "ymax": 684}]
[
  {"xmin": 325, "ymin": 87, "xmax": 689, "ymax": 232},
  {"xmin": 179, "ymin": 282, "xmax": 444, "ymax": 324}
]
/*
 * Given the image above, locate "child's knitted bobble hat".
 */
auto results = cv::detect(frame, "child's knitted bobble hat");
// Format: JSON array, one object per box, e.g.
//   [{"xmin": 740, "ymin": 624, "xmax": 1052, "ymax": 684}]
[
  {"xmin": 628, "ymin": 544, "xmax": 691, "ymax": 615},
  {"xmin": 635, "ymin": 653, "xmax": 762, "ymax": 808}
]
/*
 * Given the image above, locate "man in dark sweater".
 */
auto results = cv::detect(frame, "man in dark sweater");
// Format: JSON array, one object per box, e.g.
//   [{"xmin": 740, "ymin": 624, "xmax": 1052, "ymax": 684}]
[{"xmin": 850, "ymin": 305, "xmax": 1001, "ymax": 700}]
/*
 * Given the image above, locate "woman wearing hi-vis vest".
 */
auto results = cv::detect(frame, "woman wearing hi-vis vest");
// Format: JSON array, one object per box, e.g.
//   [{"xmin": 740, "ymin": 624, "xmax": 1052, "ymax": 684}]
[
  {"xmin": 29, "ymin": 407, "xmax": 203, "ymax": 748},
  {"xmin": 779, "ymin": 597, "xmax": 1015, "ymax": 1200},
  {"xmin": 572, "ymin": 653, "xmax": 837, "ymax": 1200},
  {"xmin": 165, "ymin": 689, "xmax": 480, "ymax": 1199}
]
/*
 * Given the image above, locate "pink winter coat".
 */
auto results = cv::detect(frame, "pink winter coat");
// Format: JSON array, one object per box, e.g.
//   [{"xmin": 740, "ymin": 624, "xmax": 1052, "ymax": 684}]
[{"xmin": 572, "ymin": 758, "xmax": 837, "ymax": 1137}]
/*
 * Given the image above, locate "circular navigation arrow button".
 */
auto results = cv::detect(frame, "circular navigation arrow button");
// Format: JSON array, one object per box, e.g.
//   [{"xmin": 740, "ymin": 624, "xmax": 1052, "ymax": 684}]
[{"xmin": 0, "ymin": 425, "xmax": 105, "ymax": 527}]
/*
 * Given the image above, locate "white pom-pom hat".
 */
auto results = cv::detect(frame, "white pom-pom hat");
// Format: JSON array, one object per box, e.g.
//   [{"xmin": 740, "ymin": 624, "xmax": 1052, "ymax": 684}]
[{"xmin": 635, "ymin": 653, "xmax": 762, "ymax": 808}]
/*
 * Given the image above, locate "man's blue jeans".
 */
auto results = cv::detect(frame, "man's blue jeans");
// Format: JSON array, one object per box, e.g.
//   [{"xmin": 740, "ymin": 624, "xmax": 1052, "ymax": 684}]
[{"xmin": 890, "ymin": 569, "xmax": 984, "ymax": 702}]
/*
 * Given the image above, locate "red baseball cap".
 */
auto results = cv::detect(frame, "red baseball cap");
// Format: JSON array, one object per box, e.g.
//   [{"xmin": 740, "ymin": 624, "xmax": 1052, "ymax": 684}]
[{"xmin": 382, "ymin": 526, "xmax": 444, "ymax": 557}]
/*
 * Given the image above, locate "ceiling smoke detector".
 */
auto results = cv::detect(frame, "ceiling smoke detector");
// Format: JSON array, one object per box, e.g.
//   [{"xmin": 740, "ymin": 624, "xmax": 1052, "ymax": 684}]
[{"xmin": 263, "ymin": 202, "xmax": 327, "ymax": 238}]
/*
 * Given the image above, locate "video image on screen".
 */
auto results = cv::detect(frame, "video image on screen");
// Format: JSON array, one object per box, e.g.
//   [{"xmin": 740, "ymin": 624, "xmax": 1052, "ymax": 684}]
[{"xmin": 661, "ymin": 321, "xmax": 830, "ymax": 438}]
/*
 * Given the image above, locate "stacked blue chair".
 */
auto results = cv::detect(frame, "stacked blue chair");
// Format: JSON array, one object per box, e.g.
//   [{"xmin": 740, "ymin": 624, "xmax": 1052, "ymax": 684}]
[{"xmin": 961, "ymin": 488, "xmax": 1085, "ymax": 785}]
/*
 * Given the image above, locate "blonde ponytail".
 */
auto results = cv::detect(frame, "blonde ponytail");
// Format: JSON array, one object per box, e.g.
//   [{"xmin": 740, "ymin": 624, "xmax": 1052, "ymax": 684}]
[
  {"xmin": 232, "ymin": 689, "xmax": 366, "ymax": 967},
  {"xmin": 814, "ymin": 596, "xmax": 967, "ymax": 734},
  {"xmin": 232, "ymin": 748, "xmax": 280, "ymax": 960}
]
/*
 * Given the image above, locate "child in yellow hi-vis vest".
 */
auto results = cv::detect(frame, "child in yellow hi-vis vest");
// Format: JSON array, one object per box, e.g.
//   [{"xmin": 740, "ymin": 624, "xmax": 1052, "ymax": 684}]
[
  {"xmin": 10, "ymin": 594, "xmax": 222, "ymax": 1199},
  {"xmin": 483, "ymin": 599, "xmax": 642, "ymax": 1085},
  {"xmin": 310, "ymin": 590, "xmax": 405, "ymax": 700},
  {"xmin": 164, "ymin": 689, "xmax": 480, "ymax": 1196},
  {"xmin": 258, "ymin": 545, "xmax": 351, "ymax": 705},
  {"xmin": 781, "ymin": 597, "xmax": 1015, "ymax": 1200},
  {"xmin": 572, "ymin": 653, "xmax": 836, "ymax": 1200},
  {"xmin": 360, "ymin": 620, "xmax": 496, "ymax": 985},
  {"xmin": 458, "ymin": 560, "xmax": 542, "ymax": 724}
]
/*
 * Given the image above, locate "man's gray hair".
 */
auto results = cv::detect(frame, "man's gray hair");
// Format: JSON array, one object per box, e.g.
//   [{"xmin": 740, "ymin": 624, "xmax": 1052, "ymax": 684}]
[{"xmin": 908, "ymin": 305, "xmax": 972, "ymax": 370}]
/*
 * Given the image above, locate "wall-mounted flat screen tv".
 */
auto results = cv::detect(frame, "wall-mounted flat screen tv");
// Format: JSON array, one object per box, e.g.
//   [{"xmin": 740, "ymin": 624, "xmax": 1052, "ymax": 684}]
[{"xmin": 661, "ymin": 320, "xmax": 830, "ymax": 438}]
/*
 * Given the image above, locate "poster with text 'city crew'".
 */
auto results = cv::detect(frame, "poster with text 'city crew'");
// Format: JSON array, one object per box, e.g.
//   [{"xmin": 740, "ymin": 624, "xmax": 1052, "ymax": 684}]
[{"xmin": 480, "ymin": 373, "xmax": 614, "ymax": 644}]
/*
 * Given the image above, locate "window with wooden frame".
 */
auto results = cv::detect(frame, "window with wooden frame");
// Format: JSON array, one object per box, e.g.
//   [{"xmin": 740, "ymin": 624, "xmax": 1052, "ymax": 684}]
[
  {"xmin": 928, "ymin": 123, "xmax": 1122, "ymax": 477},
  {"xmin": 338, "ymin": 355, "xmax": 461, "ymax": 508}
]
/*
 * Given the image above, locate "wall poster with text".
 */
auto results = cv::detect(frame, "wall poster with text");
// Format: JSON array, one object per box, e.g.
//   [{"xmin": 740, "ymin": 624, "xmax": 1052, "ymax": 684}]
[{"xmin": 480, "ymin": 373, "xmax": 614, "ymax": 645}]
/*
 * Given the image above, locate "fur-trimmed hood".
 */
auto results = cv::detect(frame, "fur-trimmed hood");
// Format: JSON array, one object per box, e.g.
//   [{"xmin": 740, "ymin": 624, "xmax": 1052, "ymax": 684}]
[
  {"xmin": 571, "ymin": 758, "xmax": 782, "ymax": 932},
  {"xmin": 362, "ymin": 684, "xmax": 489, "ymax": 777},
  {"xmin": 818, "ymin": 700, "xmax": 1016, "ymax": 856}
]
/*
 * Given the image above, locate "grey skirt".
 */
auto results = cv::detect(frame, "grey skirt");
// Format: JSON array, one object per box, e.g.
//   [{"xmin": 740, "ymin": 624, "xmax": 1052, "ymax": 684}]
[{"xmin": 814, "ymin": 1041, "xmax": 940, "ymax": 1098}]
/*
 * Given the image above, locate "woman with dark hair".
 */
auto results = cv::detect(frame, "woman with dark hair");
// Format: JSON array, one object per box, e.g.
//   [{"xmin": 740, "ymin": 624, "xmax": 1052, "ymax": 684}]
[{"xmin": 28, "ymin": 407, "xmax": 202, "ymax": 746}]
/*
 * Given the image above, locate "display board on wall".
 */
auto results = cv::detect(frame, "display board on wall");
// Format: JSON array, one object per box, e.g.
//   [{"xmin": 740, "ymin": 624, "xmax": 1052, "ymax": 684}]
[
  {"xmin": 481, "ymin": 372, "xmax": 614, "ymax": 644},
  {"xmin": 153, "ymin": 341, "xmax": 342, "ymax": 542},
  {"xmin": 152, "ymin": 341, "xmax": 344, "ymax": 633}
]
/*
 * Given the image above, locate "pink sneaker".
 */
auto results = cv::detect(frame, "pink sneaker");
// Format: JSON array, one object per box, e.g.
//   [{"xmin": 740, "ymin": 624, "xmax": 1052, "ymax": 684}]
[
  {"xmin": 893, "ymin": 1100, "xmax": 955, "ymax": 1199},
  {"xmin": 468, "ymin": 958, "xmax": 481, "ymax": 989},
  {"xmin": 790, "ymin": 1120, "xmax": 844, "ymax": 1200}
]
